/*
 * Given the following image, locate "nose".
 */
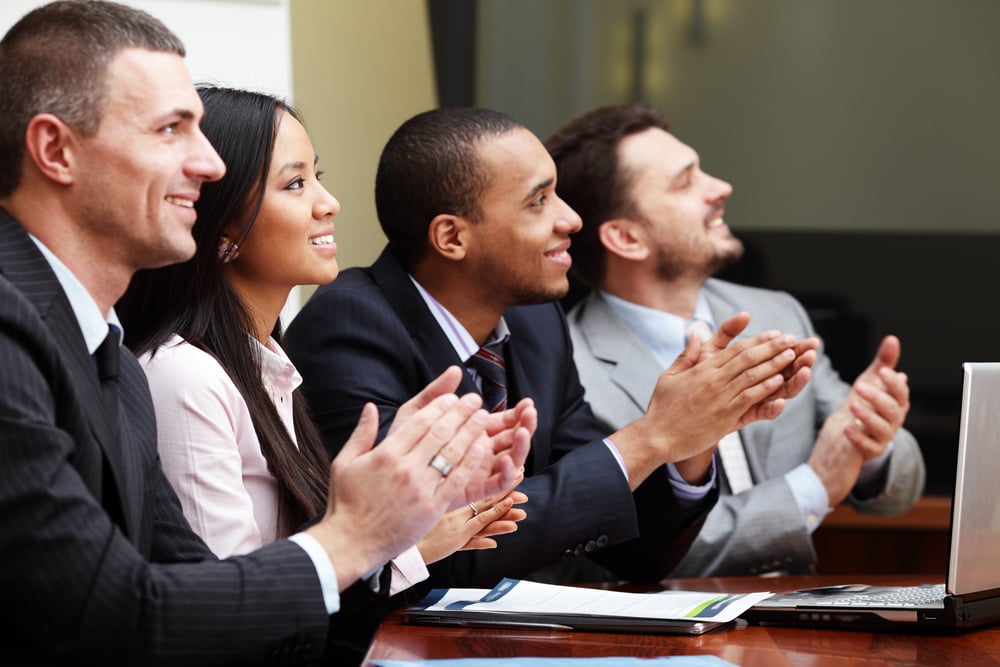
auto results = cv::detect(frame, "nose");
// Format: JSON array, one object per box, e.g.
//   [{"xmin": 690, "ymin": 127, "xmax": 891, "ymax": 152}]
[
  {"xmin": 187, "ymin": 129, "xmax": 226, "ymax": 183},
  {"xmin": 556, "ymin": 196, "xmax": 583, "ymax": 234},
  {"xmin": 707, "ymin": 172, "xmax": 733, "ymax": 204},
  {"xmin": 315, "ymin": 184, "xmax": 341, "ymax": 219}
]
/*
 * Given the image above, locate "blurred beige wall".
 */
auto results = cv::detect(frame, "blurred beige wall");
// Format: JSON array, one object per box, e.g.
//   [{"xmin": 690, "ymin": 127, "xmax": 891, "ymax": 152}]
[{"xmin": 290, "ymin": 1, "xmax": 438, "ymax": 277}]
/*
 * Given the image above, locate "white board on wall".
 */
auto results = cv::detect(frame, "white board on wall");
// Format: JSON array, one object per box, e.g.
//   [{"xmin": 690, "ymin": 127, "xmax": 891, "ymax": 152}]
[{"xmin": 0, "ymin": 0, "xmax": 293, "ymax": 99}]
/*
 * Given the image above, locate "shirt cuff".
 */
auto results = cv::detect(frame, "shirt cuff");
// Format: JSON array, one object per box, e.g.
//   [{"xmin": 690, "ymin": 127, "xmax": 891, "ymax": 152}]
[
  {"xmin": 666, "ymin": 458, "xmax": 717, "ymax": 507},
  {"xmin": 602, "ymin": 437, "xmax": 630, "ymax": 484},
  {"xmin": 389, "ymin": 545, "xmax": 430, "ymax": 596},
  {"xmin": 785, "ymin": 464, "xmax": 833, "ymax": 534},
  {"xmin": 854, "ymin": 440, "xmax": 895, "ymax": 498},
  {"xmin": 288, "ymin": 532, "xmax": 340, "ymax": 615}
]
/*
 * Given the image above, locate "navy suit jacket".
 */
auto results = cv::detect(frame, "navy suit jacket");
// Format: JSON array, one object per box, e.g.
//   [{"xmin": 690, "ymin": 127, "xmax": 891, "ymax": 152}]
[
  {"xmin": 286, "ymin": 247, "xmax": 716, "ymax": 587},
  {"xmin": 0, "ymin": 210, "xmax": 332, "ymax": 665}
]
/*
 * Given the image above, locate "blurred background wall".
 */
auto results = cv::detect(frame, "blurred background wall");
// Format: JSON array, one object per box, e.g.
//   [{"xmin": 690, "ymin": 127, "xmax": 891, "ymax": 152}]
[{"xmin": 3, "ymin": 0, "xmax": 996, "ymax": 493}]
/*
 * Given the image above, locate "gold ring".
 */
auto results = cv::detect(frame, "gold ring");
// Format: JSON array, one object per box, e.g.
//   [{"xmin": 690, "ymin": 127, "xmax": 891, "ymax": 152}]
[
  {"xmin": 429, "ymin": 453, "xmax": 453, "ymax": 477},
  {"xmin": 469, "ymin": 502, "xmax": 479, "ymax": 516}
]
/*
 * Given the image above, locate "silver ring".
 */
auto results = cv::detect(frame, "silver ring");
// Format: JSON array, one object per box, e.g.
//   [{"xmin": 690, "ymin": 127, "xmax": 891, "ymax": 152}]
[
  {"xmin": 469, "ymin": 502, "xmax": 479, "ymax": 516},
  {"xmin": 852, "ymin": 418, "xmax": 864, "ymax": 430},
  {"xmin": 429, "ymin": 453, "xmax": 453, "ymax": 477}
]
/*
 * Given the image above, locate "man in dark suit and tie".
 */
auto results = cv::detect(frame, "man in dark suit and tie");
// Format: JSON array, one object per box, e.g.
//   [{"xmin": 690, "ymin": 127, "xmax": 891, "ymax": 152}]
[
  {"xmin": 546, "ymin": 103, "xmax": 924, "ymax": 577},
  {"xmin": 285, "ymin": 107, "xmax": 820, "ymax": 588},
  {"xmin": 0, "ymin": 2, "xmax": 527, "ymax": 664}
]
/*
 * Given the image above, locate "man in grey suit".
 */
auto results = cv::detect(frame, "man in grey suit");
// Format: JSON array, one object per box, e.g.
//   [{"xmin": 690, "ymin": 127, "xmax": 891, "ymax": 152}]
[
  {"xmin": 0, "ymin": 2, "xmax": 526, "ymax": 664},
  {"xmin": 547, "ymin": 104, "xmax": 925, "ymax": 577}
]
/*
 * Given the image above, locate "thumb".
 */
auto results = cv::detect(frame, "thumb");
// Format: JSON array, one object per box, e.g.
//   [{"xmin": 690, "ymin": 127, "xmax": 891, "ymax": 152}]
[
  {"xmin": 668, "ymin": 331, "xmax": 701, "ymax": 375},
  {"xmin": 337, "ymin": 402, "xmax": 379, "ymax": 463},
  {"xmin": 875, "ymin": 335, "xmax": 901, "ymax": 369}
]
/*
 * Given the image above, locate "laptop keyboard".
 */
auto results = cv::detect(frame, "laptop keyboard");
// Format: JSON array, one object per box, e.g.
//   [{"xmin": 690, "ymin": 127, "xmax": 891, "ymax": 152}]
[{"xmin": 834, "ymin": 584, "xmax": 947, "ymax": 607}]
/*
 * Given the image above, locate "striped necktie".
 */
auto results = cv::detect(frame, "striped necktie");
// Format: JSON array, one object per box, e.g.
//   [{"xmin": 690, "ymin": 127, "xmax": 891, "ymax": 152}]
[{"xmin": 470, "ymin": 341, "xmax": 507, "ymax": 413}]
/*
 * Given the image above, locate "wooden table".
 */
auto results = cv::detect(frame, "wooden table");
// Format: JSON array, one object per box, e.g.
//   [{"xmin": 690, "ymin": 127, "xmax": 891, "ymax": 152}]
[{"xmin": 363, "ymin": 575, "xmax": 1000, "ymax": 666}]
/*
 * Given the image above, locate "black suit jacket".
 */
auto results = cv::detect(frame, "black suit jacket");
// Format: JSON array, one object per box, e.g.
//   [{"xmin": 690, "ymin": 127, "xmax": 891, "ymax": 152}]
[
  {"xmin": 0, "ymin": 210, "xmax": 332, "ymax": 665},
  {"xmin": 286, "ymin": 247, "xmax": 716, "ymax": 587}
]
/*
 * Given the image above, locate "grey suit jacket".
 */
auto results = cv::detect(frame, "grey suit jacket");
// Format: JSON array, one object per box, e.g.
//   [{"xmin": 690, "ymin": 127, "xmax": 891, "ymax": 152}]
[
  {"xmin": 567, "ymin": 279, "xmax": 925, "ymax": 576},
  {"xmin": 0, "ymin": 209, "xmax": 331, "ymax": 665}
]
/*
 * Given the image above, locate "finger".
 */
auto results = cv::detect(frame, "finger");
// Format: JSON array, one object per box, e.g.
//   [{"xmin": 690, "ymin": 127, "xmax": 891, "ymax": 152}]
[
  {"xmin": 877, "ymin": 367, "xmax": 911, "ymax": 408},
  {"xmin": 774, "ymin": 365, "xmax": 813, "ymax": 401},
  {"xmin": 874, "ymin": 335, "xmax": 901, "ymax": 369},
  {"xmin": 847, "ymin": 398, "xmax": 893, "ymax": 452},
  {"xmin": 470, "ymin": 496, "xmax": 514, "ymax": 525},
  {"xmin": 665, "ymin": 331, "xmax": 701, "ymax": 376},
  {"xmin": 723, "ymin": 337, "xmax": 798, "ymax": 395},
  {"xmin": 474, "ymin": 520, "xmax": 522, "ymax": 539},
  {"xmin": 855, "ymin": 380, "xmax": 907, "ymax": 432},
  {"xmin": 390, "ymin": 367, "xmax": 464, "ymax": 435},
  {"xmin": 460, "ymin": 537, "xmax": 499, "ymax": 551},
  {"xmin": 709, "ymin": 311, "xmax": 751, "ymax": 350}
]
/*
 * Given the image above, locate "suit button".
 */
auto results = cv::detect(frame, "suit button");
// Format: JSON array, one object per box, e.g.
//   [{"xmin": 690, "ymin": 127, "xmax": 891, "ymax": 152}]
[
  {"xmin": 574, "ymin": 544, "xmax": 584, "ymax": 556},
  {"xmin": 585, "ymin": 540, "xmax": 597, "ymax": 552},
  {"xmin": 562, "ymin": 549, "xmax": 574, "ymax": 560},
  {"xmin": 596, "ymin": 535, "xmax": 609, "ymax": 547}
]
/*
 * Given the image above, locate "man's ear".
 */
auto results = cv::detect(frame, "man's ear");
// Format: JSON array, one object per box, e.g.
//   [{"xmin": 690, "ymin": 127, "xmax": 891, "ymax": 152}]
[
  {"xmin": 23, "ymin": 114, "xmax": 77, "ymax": 186},
  {"xmin": 598, "ymin": 218, "xmax": 650, "ymax": 262},
  {"xmin": 427, "ymin": 213, "xmax": 470, "ymax": 261}
]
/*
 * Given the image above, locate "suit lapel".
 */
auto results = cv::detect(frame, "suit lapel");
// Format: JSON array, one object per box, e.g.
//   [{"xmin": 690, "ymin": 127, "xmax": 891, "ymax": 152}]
[
  {"xmin": 0, "ymin": 210, "xmax": 140, "ymax": 542},
  {"xmin": 577, "ymin": 292, "xmax": 662, "ymax": 415},
  {"xmin": 370, "ymin": 248, "xmax": 480, "ymax": 396}
]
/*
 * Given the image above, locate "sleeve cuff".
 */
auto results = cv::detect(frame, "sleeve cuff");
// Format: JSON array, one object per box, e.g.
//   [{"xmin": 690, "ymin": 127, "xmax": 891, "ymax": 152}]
[
  {"xmin": 666, "ymin": 458, "xmax": 717, "ymax": 506},
  {"xmin": 389, "ymin": 545, "xmax": 430, "ymax": 596},
  {"xmin": 785, "ymin": 464, "xmax": 832, "ymax": 533}
]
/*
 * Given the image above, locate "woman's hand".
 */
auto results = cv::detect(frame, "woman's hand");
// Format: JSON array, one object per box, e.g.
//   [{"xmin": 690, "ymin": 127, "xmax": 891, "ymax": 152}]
[{"xmin": 416, "ymin": 474, "xmax": 528, "ymax": 565}]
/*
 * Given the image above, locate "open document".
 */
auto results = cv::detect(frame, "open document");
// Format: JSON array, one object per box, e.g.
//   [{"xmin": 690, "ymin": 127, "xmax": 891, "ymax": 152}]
[{"xmin": 401, "ymin": 578, "xmax": 771, "ymax": 635}]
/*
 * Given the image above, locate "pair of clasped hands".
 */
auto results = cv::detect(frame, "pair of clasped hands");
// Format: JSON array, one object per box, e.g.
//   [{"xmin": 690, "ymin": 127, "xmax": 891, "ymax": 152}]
[{"xmin": 307, "ymin": 312, "xmax": 819, "ymax": 591}]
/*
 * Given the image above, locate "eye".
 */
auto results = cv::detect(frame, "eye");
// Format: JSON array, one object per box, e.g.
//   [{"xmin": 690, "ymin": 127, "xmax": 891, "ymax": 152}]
[
  {"xmin": 530, "ymin": 193, "xmax": 548, "ymax": 207},
  {"xmin": 315, "ymin": 169, "xmax": 325, "ymax": 181},
  {"xmin": 160, "ymin": 122, "xmax": 179, "ymax": 135},
  {"xmin": 284, "ymin": 176, "xmax": 305, "ymax": 191}
]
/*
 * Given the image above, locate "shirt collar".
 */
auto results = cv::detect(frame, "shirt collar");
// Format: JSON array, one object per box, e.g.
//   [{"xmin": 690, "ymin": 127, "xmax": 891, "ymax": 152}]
[
  {"xmin": 28, "ymin": 233, "xmax": 122, "ymax": 355},
  {"xmin": 409, "ymin": 275, "xmax": 510, "ymax": 362},
  {"xmin": 255, "ymin": 335, "xmax": 303, "ymax": 392},
  {"xmin": 600, "ymin": 289, "xmax": 714, "ymax": 368}
]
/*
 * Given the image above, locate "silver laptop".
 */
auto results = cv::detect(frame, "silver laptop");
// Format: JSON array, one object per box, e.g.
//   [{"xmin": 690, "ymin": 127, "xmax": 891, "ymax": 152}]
[{"xmin": 744, "ymin": 362, "xmax": 1000, "ymax": 632}]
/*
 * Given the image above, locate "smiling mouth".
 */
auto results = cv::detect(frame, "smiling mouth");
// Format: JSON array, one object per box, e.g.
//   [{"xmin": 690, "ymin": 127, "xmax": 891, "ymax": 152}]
[
  {"xmin": 164, "ymin": 196, "xmax": 194, "ymax": 208},
  {"xmin": 309, "ymin": 234, "xmax": 335, "ymax": 246},
  {"xmin": 706, "ymin": 218, "xmax": 725, "ymax": 229}
]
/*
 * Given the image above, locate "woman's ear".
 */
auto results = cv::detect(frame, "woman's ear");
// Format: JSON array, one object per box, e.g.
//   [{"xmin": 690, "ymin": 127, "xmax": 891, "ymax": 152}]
[
  {"xmin": 23, "ymin": 114, "xmax": 76, "ymax": 186},
  {"xmin": 427, "ymin": 213, "xmax": 470, "ymax": 261},
  {"xmin": 598, "ymin": 218, "xmax": 650, "ymax": 262}
]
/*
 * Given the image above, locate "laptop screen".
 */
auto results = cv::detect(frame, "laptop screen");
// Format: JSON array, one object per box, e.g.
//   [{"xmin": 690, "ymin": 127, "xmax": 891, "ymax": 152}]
[{"xmin": 948, "ymin": 362, "xmax": 1000, "ymax": 596}]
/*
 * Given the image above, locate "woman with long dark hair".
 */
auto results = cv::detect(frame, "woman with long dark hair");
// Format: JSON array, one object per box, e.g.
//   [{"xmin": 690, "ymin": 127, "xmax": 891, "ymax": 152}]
[{"xmin": 119, "ymin": 86, "xmax": 525, "ymax": 582}]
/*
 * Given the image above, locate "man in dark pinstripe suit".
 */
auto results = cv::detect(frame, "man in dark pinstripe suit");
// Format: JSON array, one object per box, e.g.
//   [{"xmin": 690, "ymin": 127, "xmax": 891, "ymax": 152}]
[{"xmin": 0, "ymin": 2, "xmax": 528, "ymax": 664}]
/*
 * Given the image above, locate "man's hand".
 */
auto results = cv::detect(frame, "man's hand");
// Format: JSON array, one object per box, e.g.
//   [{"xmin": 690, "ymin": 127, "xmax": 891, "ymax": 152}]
[
  {"xmin": 386, "ymin": 366, "xmax": 531, "ymax": 506},
  {"xmin": 613, "ymin": 313, "xmax": 814, "ymax": 488},
  {"xmin": 808, "ymin": 335, "xmax": 909, "ymax": 506},
  {"xmin": 306, "ymin": 370, "xmax": 498, "ymax": 592}
]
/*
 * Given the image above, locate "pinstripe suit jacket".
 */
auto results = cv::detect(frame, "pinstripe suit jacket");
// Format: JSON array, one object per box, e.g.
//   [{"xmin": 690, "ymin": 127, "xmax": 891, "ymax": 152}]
[
  {"xmin": 0, "ymin": 210, "xmax": 331, "ymax": 665},
  {"xmin": 568, "ymin": 282, "xmax": 926, "ymax": 577},
  {"xmin": 285, "ymin": 247, "xmax": 717, "ymax": 588}
]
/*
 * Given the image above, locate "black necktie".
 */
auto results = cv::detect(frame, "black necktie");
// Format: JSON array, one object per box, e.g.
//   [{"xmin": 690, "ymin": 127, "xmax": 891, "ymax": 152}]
[
  {"xmin": 470, "ymin": 341, "xmax": 507, "ymax": 413},
  {"xmin": 95, "ymin": 326, "xmax": 121, "ymax": 418},
  {"xmin": 94, "ymin": 326, "xmax": 125, "ymax": 525}
]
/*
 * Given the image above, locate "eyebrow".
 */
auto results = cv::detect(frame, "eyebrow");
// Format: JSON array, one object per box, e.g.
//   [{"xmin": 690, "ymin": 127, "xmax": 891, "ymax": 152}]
[
  {"xmin": 523, "ymin": 177, "xmax": 554, "ymax": 203},
  {"xmin": 277, "ymin": 155, "xmax": 319, "ymax": 174},
  {"xmin": 669, "ymin": 160, "xmax": 696, "ymax": 186}
]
